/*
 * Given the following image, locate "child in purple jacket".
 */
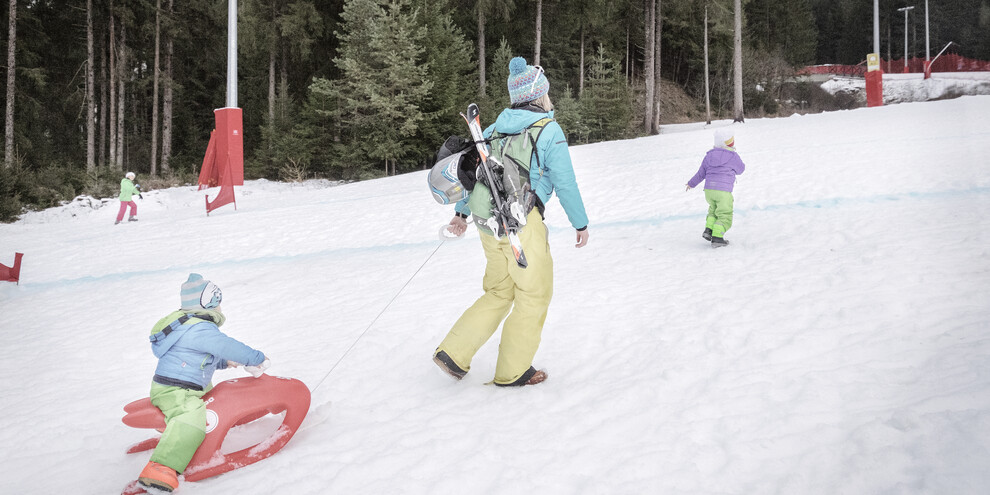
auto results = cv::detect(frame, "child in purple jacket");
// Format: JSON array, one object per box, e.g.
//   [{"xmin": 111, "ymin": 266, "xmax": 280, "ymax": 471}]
[{"xmin": 686, "ymin": 128, "xmax": 746, "ymax": 248}]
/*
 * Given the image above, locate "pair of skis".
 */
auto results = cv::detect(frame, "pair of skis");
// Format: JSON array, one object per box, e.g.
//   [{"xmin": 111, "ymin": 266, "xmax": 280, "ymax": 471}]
[{"xmin": 460, "ymin": 103, "xmax": 530, "ymax": 269}]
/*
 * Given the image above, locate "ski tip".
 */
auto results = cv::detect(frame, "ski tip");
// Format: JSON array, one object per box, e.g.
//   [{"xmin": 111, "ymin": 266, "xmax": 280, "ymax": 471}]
[{"xmin": 514, "ymin": 254, "xmax": 528, "ymax": 268}]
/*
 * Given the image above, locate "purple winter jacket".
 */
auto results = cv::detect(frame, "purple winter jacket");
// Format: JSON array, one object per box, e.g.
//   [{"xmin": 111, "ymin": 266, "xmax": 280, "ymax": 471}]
[{"xmin": 687, "ymin": 148, "xmax": 746, "ymax": 192}]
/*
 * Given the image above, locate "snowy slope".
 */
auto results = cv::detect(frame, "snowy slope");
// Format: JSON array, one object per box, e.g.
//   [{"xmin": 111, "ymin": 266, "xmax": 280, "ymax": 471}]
[{"xmin": 1, "ymin": 96, "xmax": 989, "ymax": 494}]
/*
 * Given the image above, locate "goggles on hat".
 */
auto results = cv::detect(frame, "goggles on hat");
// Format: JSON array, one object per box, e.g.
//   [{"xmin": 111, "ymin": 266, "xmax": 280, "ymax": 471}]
[
  {"xmin": 529, "ymin": 65, "xmax": 544, "ymax": 93},
  {"xmin": 201, "ymin": 282, "xmax": 222, "ymax": 309}
]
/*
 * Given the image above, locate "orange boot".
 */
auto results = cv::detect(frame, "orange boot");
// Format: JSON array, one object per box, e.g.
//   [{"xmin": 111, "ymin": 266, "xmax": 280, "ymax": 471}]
[{"xmin": 138, "ymin": 461, "xmax": 179, "ymax": 493}]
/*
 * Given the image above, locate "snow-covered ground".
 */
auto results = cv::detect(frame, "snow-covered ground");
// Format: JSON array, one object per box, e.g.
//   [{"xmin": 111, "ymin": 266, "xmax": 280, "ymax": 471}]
[
  {"xmin": 2, "ymin": 96, "xmax": 989, "ymax": 494},
  {"xmin": 820, "ymin": 71, "xmax": 990, "ymax": 104}
]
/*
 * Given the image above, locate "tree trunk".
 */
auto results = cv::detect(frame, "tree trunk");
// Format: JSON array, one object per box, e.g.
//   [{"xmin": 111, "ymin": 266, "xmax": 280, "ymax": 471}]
[
  {"xmin": 534, "ymin": 0, "xmax": 542, "ymax": 66},
  {"xmin": 150, "ymin": 0, "xmax": 161, "ymax": 176},
  {"xmin": 99, "ymin": 27, "xmax": 107, "ymax": 169},
  {"xmin": 268, "ymin": 44, "xmax": 276, "ymax": 123},
  {"xmin": 651, "ymin": 0, "xmax": 662, "ymax": 134},
  {"xmin": 161, "ymin": 0, "xmax": 173, "ymax": 173},
  {"xmin": 643, "ymin": 0, "xmax": 656, "ymax": 134},
  {"xmin": 477, "ymin": 8, "xmax": 486, "ymax": 97},
  {"xmin": 625, "ymin": 24, "xmax": 630, "ymax": 84},
  {"xmin": 116, "ymin": 23, "xmax": 126, "ymax": 170},
  {"xmin": 704, "ymin": 5, "xmax": 711, "ymax": 125},
  {"xmin": 579, "ymin": 24, "xmax": 585, "ymax": 97},
  {"xmin": 86, "ymin": 0, "xmax": 96, "ymax": 172},
  {"xmin": 280, "ymin": 43, "xmax": 288, "ymax": 120},
  {"xmin": 108, "ymin": 8, "xmax": 117, "ymax": 171},
  {"xmin": 732, "ymin": 0, "xmax": 744, "ymax": 122},
  {"xmin": 4, "ymin": 0, "xmax": 16, "ymax": 168}
]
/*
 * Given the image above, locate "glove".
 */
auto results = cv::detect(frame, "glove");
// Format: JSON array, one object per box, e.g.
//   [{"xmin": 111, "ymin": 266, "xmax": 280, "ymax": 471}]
[
  {"xmin": 244, "ymin": 358, "xmax": 271, "ymax": 378},
  {"xmin": 138, "ymin": 194, "xmax": 144, "ymax": 199}
]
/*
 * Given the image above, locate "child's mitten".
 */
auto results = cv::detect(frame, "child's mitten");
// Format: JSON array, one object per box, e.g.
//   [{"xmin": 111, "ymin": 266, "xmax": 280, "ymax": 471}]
[{"xmin": 245, "ymin": 358, "xmax": 271, "ymax": 378}]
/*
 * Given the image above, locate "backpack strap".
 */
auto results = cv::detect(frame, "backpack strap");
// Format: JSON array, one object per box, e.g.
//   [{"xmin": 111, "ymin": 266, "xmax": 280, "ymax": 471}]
[
  {"xmin": 149, "ymin": 314, "xmax": 199, "ymax": 343},
  {"xmin": 526, "ymin": 117, "xmax": 554, "ymax": 177}
]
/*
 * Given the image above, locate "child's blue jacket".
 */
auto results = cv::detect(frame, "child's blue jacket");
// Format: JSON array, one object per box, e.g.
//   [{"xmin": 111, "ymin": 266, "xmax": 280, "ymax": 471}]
[{"xmin": 150, "ymin": 310, "xmax": 265, "ymax": 390}]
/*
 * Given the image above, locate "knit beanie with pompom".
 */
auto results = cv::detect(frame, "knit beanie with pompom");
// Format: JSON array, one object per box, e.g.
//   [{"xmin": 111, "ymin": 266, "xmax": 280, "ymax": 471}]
[{"xmin": 507, "ymin": 57, "xmax": 550, "ymax": 105}]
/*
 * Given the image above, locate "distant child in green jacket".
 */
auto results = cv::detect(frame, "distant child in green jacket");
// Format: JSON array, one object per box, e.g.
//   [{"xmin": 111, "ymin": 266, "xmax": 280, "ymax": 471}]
[{"xmin": 116, "ymin": 172, "xmax": 142, "ymax": 225}]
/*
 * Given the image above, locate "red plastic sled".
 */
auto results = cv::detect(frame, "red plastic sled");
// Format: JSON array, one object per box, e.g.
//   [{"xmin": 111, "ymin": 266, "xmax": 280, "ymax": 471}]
[{"xmin": 122, "ymin": 374, "xmax": 310, "ymax": 482}]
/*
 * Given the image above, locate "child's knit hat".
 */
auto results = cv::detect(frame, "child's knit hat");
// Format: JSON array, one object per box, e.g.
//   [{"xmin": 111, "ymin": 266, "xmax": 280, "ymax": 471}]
[
  {"xmin": 507, "ymin": 57, "xmax": 549, "ymax": 105},
  {"xmin": 126, "ymin": 172, "xmax": 136, "ymax": 180},
  {"xmin": 181, "ymin": 273, "xmax": 222, "ymax": 310},
  {"xmin": 714, "ymin": 128, "xmax": 735, "ymax": 150}
]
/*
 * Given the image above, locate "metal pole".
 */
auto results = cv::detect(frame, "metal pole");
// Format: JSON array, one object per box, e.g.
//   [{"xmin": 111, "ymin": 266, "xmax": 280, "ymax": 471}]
[
  {"xmin": 925, "ymin": 0, "xmax": 930, "ymax": 61},
  {"xmin": 226, "ymin": 0, "xmax": 237, "ymax": 108},
  {"xmin": 898, "ymin": 6, "xmax": 914, "ymax": 70},
  {"xmin": 874, "ymin": 0, "xmax": 880, "ymax": 55}
]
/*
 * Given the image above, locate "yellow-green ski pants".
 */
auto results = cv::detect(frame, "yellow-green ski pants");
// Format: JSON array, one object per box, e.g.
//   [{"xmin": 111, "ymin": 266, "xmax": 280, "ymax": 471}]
[
  {"xmin": 437, "ymin": 209, "xmax": 553, "ymax": 384},
  {"xmin": 148, "ymin": 382, "xmax": 209, "ymax": 473},
  {"xmin": 704, "ymin": 189, "xmax": 734, "ymax": 238}
]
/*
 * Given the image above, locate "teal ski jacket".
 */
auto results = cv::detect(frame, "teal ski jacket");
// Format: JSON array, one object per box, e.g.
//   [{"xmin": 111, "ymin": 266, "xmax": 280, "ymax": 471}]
[{"xmin": 456, "ymin": 107, "xmax": 589, "ymax": 231}]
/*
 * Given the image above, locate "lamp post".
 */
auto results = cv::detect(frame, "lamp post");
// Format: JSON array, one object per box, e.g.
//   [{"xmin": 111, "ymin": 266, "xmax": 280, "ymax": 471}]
[
  {"xmin": 874, "ymin": 0, "xmax": 880, "ymax": 55},
  {"xmin": 227, "ymin": 0, "xmax": 237, "ymax": 108},
  {"xmin": 897, "ymin": 5, "xmax": 915, "ymax": 73},
  {"xmin": 866, "ymin": 0, "xmax": 884, "ymax": 107},
  {"xmin": 924, "ymin": 0, "xmax": 930, "ymax": 62}
]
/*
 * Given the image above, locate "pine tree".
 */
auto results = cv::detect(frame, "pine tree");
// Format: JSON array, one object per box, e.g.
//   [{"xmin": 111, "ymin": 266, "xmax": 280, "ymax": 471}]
[
  {"xmin": 411, "ymin": 0, "xmax": 475, "ymax": 165},
  {"xmin": 333, "ymin": 0, "xmax": 433, "ymax": 176},
  {"xmin": 581, "ymin": 44, "xmax": 631, "ymax": 142},
  {"xmin": 484, "ymin": 37, "xmax": 514, "ymax": 110},
  {"xmin": 4, "ymin": 0, "xmax": 15, "ymax": 169}
]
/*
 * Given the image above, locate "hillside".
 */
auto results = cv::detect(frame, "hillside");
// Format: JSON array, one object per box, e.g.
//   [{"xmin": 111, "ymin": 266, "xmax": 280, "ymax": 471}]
[{"xmin": 2, "ymin": 96, "xmax": 989, "ymax": 494}]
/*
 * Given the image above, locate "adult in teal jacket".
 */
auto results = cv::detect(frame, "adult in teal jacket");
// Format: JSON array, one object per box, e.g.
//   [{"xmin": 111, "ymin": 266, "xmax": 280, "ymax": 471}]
[
  {"xmin": 134, "ymin": 273, "xmax": 269, "ymax": 493},
  {"xmin": 116, "ymin": 171, "xmax": 141, "ymax": 224},
  {"xmin": 434, "ymin": 57, "xmax": 589, "ymax": 387}
]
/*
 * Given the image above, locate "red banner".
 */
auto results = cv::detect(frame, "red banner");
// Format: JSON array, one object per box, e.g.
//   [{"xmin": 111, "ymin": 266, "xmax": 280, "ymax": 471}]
[
  {"xmin": 206, "ymin": 163, "xmax": 237, "ymax": 215},
  {"xmin": 0, "ymin": 252, "xmax": 23, "ymax": 284},
  {"xmin": 197, "ymin": 107, "xmax": 244, "ymax": 191}
]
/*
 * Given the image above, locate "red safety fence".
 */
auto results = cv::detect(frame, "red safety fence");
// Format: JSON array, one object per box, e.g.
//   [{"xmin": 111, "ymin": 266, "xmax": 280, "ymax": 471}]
[
  {"xmin": 798, "ymin": 54, "xmax": 990, "ymax": 77},
  {"xmin": 796, "ymin": 64, "xmax": 867, "ymax": 77}
]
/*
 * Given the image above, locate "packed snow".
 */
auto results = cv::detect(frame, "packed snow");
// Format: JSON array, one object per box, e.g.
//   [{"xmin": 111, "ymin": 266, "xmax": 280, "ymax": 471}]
[
  {"xmin": 820, "ymin": 71, "xmax": 990, "ymax": 104},
  {"xmin": 1, "ymin": 96, "xmax": 989, "ymax": 494}
]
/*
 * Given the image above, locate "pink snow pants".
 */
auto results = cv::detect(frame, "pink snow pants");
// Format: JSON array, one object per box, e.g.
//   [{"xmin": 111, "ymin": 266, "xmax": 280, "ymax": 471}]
[{"xmin": 116, "ymin": 201, "xmax": 137, "ymax": 222}]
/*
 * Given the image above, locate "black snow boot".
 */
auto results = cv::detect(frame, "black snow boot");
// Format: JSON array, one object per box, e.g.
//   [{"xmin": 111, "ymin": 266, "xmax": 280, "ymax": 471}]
[
  {"xmin": 711, "ymin": 236, "xmax": 729, "ymax": 248},
  {"xmin": 493, "ymin": 366, "xmax": 548, "ymax": 387},
  {"xmin": 702, "ymin": 228, "xmax": 713, "ymax": 241},
  {"xmin": 433, "ymin": 350, "xmax": 467, "ymax": 380}
]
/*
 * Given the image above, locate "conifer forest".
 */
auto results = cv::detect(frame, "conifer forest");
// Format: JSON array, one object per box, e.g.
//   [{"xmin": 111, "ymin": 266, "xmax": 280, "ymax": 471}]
[{"xmin": 1, "ymin": 0, "xmax": 988, "ymax": 221}]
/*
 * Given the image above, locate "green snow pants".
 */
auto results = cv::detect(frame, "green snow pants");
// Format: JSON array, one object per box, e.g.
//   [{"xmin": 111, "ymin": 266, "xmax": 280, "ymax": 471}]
[
  {"xmin": 704, "ymin": 189, "xmax": 735, "ymax": 238},
  {"xmin": 437, "ymin": 208, "xmax": 554, "ymax": 385},
  {"xmin": 148, "ymin": 382, "xmax": 209, "ymax": 473}
]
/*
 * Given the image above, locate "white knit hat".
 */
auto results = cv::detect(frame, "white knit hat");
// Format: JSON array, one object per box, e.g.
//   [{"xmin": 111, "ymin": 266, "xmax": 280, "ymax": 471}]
[
  {"xmin": 714, "ymin": 128, "xmax": 735, "ymax": 150},
  {"xmin": 180, "ymin": 273, "xmax": 222, "ymax": 310},
  {"xmin": 125, "ymin": 172, "xmax": 136, "ymax": 180}
]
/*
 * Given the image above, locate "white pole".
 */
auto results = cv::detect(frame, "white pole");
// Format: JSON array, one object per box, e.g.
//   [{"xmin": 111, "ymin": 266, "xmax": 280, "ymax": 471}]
[
  {"xmin": 898, "ymin": 6, "xmax": 914, "ymax": 70},
  {"xmin": 873, "ymin": 0, "xmax": 880, "ymax": 55},
  {"xmin": 925, "ymin": 0, "xmax": 930, "ymax": 61},
  {"xmin": 226, "ymin": 0, "xmax": 237, "ymax": 108}
]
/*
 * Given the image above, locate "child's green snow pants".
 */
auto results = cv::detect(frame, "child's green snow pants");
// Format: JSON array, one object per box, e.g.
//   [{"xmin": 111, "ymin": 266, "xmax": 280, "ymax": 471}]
[
  {"xmin": 148, "ymin": 382, "xmax": 209, "ymax": 473},
  {"xmin": 704, "ymin": 189, "xmax": 734, "ymax": 238},
  {"xmin": 437, "ymin": 209, "xmax": 554, "ymax": 385}
]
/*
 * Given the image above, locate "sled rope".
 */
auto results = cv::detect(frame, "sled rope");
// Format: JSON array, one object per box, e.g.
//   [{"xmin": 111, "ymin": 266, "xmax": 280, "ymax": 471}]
[{"xmin": 311, "ymin": 240, "xmax": 446, "ymax": 393}]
